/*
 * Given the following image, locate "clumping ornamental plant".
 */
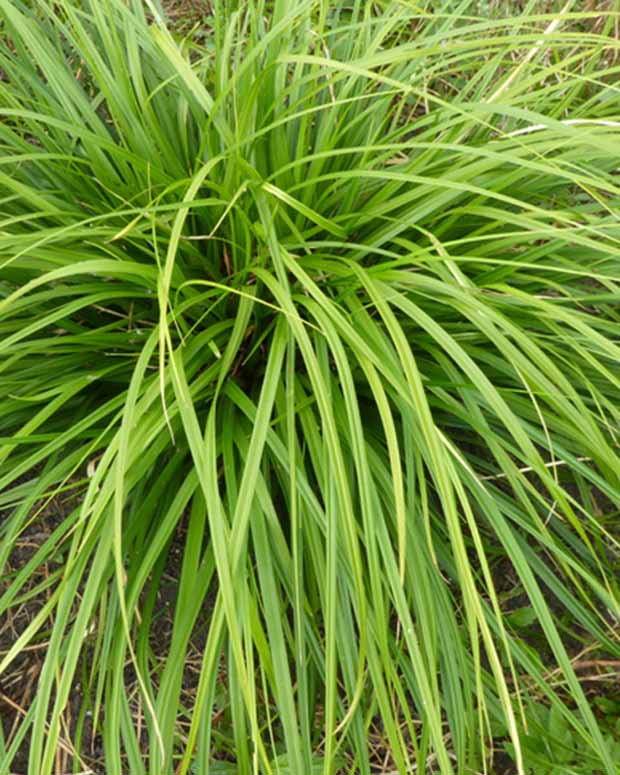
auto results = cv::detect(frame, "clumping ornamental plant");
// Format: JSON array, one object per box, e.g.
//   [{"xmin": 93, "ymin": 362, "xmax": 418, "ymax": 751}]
[{"xmin": 1, "ymin": 1, "xmax": 620, "ymax": 774}]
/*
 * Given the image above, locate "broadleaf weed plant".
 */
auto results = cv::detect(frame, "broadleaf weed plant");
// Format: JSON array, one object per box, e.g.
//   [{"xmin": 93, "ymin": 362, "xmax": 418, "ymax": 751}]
[{"xmin": 1, "ymin": 1, "xmax": 620, "ymax": 773}]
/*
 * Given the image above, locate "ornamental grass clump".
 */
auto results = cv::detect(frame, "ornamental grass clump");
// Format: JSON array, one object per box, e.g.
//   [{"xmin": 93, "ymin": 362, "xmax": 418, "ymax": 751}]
[{"xmin": 1, "ymin": 1, "xmax": 620, "ymax": 773}]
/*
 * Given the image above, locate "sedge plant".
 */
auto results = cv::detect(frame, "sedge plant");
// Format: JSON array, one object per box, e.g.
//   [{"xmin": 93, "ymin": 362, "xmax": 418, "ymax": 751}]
[{"xmin": 1, "ymin": 1, "xmax": 620, "ymax": 773}]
